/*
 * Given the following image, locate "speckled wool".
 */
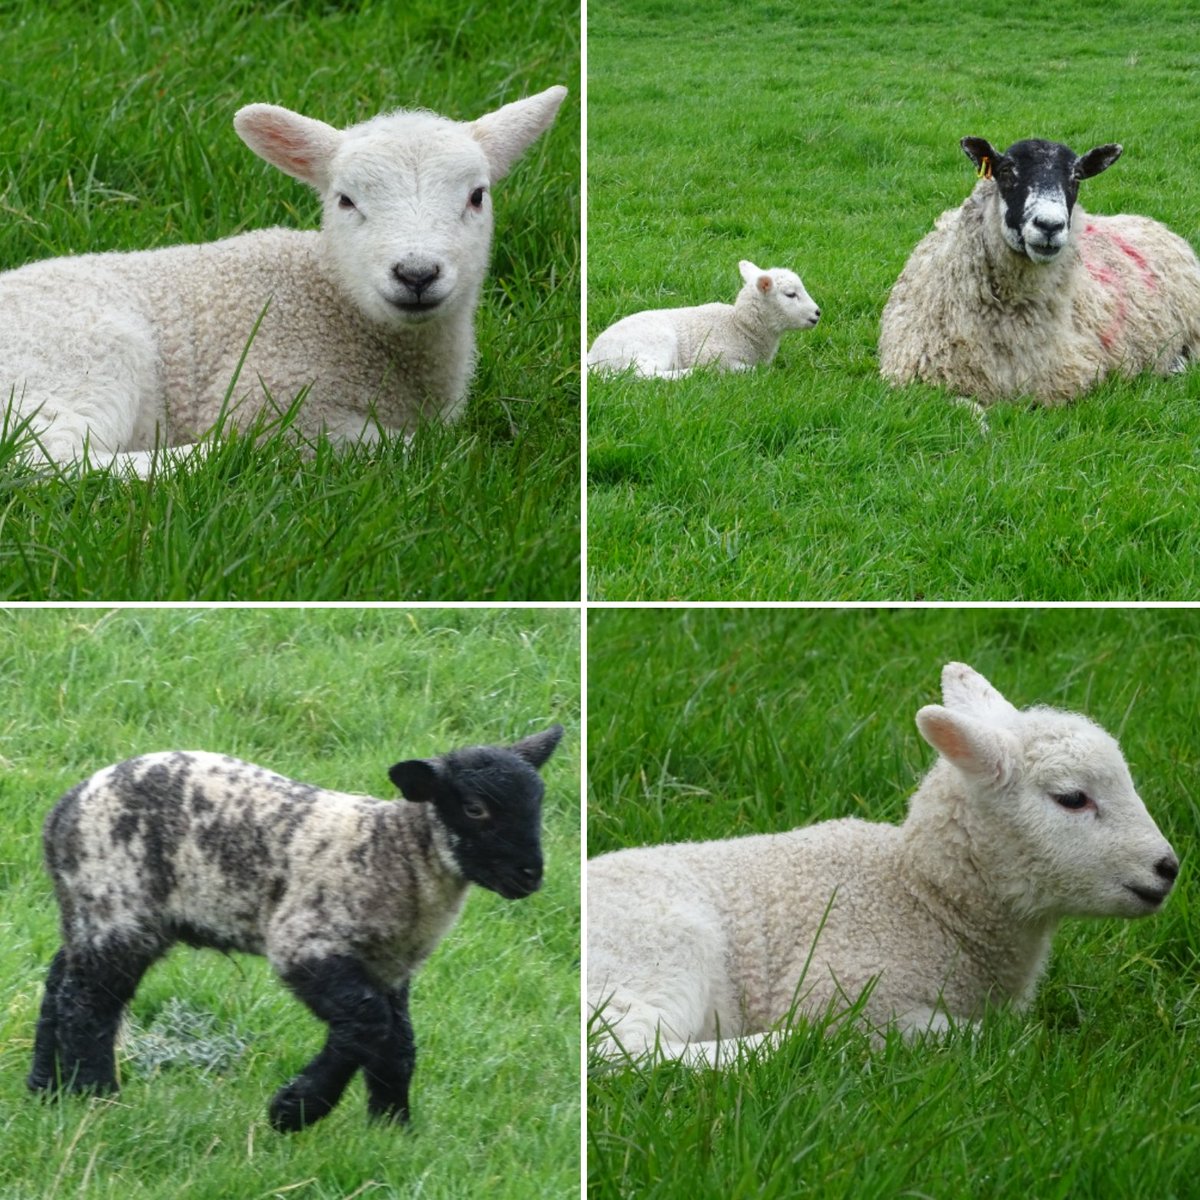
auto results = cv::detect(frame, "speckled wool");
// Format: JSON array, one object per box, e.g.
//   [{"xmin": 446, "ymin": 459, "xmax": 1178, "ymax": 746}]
[
  {"xmin": 586, "ymin": 260, "xmax": 820, "ymax": 379},
  {"xmin": 878, "ymin": 179, "xmax": 1200, "ymax": 405},
  {"xmin": 588, "ymin": 664, "xmax": 1177, "ymax": 1065},
  {"xmin": 0, "ymin": 86, "xmax": 566, "ymax": 471}
]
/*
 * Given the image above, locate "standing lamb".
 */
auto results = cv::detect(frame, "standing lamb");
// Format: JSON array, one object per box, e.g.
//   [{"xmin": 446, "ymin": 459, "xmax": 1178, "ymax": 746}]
[
  {"xmin": 0, "ymin": 84, "xmax": 567, "ymax": 476},
  {"xmin": 878, "ymin": 137, "xmax": 1200, "ymax": 405},
  {"xmin": 27, "ymin": 725, "xmax": 563, "ymax": 1130},
  {"xmin": 586, "ymin": 260, "xmax": 820, "ymax": 379},
  {"xmin": 588, "ymin": 663, "xmax": 1177, "ymax": 1066}
]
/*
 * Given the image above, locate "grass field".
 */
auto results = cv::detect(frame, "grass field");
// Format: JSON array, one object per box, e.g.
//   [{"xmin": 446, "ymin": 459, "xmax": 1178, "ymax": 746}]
[
  {"xmin": 587, "ymin": 607, "xmax": 1200, "ymax": 1197},
  {"xmin": 0, "ymin": 0, "xmax": 580, "ymax": 601},
  {"xmin": 0, "ymin": 607, "xmax": 580, "ymax": 1199},
  {"xmin": 586, "ymin": 0, "xmax": 1200, "ymax": 600}
]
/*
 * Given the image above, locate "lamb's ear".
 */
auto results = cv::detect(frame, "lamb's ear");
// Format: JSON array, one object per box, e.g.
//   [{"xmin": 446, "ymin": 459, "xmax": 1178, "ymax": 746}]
[
  {"xmin": 234, "ymin": 104, "xmax": 343, "ymax": 191},
  {"xmin": 960, "ymin": 136, "xmax": 1002, "ymax": 175},
  {"xmin": 1075, "ymin": 143, "xmax": 1122, "ymax": 180},
  {"xmin": 916, "ymin": 705, "xmax": 1019, "ymax": 787},
  {"xmin": 940, "ymin": 662, "xmax": 1019, "ymax": 719},
  {"xmin": 469, "ymin": 85, "xmax": 567, "ymax": 182},
  {"xmin": 738, "ymin": 259, "xmax": 763, "ymax": 286},
  {"xmin": 510, "ymin": 724, "xmax": 564, "ymax": 769},
  {"xmin": 388, "ymin": 759, "xmax": 442, "ymax": 804}
]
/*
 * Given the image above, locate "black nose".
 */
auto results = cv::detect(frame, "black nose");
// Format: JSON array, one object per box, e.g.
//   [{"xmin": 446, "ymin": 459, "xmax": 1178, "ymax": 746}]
[
  {"xmin": 1032, "ymin": 215, "xmax": 1065, "ymax": 236},
  {"xmin": 393, "ymin": 263, "xmax": 441, "ymax": 298},
  {"xmin": 1156, "ymin": 855, "xmax": 1180, "ymax": 884},
  {"xmin": 813, "ymin": 307, "xmax": 821, "ymax": 318}
]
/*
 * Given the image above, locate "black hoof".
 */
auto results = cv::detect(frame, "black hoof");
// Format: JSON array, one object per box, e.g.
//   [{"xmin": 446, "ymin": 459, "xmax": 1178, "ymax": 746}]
[{"xmin": 269, "ymin": 1081, "xmax": 336, "ymax": 1133}]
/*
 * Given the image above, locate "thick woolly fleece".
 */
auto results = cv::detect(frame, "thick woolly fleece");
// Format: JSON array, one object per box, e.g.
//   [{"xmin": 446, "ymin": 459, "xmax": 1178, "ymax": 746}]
[
  {"xmin": 586, "ymin": 261, "xmax": 820, "ymax": 379},
  {"xmin": 28, "ymin": 726, "xmax": 562, "ymax": 1130},
  {"xmin": 588, "ymin": 664, "xmax": 1177, "ymax": 1065},
  {"xmin": 879, "ymin": 180, "xmax": 1200, "ymax": 405},
  {"xmin": 0, "ymin": 87, "xmax": 566, "ymax": 469}
]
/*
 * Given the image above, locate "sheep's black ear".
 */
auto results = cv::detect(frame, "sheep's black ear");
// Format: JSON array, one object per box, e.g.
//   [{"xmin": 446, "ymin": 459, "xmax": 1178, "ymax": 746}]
[
  {"xmin": 510, "ymin": 724, "xmax": 564, "ymax": 770},
  {"xmin": 388, "ymin": 759, "xmax": 442, "ymax": 803},
  {"xmin": 1075, "ymin": 143, "xmax": 1122, "ymax": 180},
  {"xmin": 960, "ymin": 137, "xmax": 1000, "ymax": 173}
]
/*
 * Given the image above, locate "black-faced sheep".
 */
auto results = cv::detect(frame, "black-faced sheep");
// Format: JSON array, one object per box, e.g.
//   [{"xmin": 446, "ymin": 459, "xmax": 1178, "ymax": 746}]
[
  {"xmin": 28, "ymin": 726, "xmax": 563, "ymax": 1130},
  {"xmin": 879, "ymin": 137, "xmax": 1200, "ymax": 405}
]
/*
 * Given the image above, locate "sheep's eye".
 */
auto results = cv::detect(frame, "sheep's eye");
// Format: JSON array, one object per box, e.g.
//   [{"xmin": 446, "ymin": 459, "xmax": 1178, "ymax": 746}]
[
  {"xmin": 468, "ymin": 186, "xmax": 486, "ymax": 209},
  {"xmin": 337, "ymin": 193, "xmax": 357, "ymax": 211},
  {"xmin": 1053, "ymin": 791, "xmax": 1092, "ymax": 811},
  {"xmin": 462, "ymin": 798, "xmax": 489, "ymax": 821}
]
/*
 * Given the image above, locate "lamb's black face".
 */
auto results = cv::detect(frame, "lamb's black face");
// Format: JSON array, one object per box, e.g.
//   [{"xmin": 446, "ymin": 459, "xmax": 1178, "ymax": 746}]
[
  {"xmin": 388, "ymin": 726, "xmax": 562, "ymax": 900},
  {"xmin": 960, "ymin": 136, "xmax": 1123, "ymax": 264},
  {"xmin": 430, "ymin": 748, "xmax": 545, "ymax": 899}
]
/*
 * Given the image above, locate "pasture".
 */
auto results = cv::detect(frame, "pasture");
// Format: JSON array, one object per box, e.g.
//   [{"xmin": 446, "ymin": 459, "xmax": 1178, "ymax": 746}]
[
  {"xmin": 587, "ymin": 607, "xmax": 1200, "ymax": 1197},
  {"xmin": 0, "ymin": 0, "xmax": 580, "ymax": 600},
  {"xmin": 0, "ymin": 607, "xmax": 580, "ymax": 1199},
  {"xmin": 587, "ymin": 0, "xmax": 1200, "ymax": 600}
]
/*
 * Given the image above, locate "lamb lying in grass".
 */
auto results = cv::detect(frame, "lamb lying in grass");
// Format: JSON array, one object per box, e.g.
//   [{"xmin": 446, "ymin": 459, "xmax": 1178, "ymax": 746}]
[
  {"xmin": 586, "ymin": 260, "xmax": 820, "ymax": 379},
  {"xmin": 28, "ymin": 727, "xmax": 563, "ymax": 1130},
  {"xmin": 588, "ymin": 663, "xmax": 1177, "ymax": 1066},
  {"xmin": 0, "ymin": 84, "xmax": 567, "ymax": 476}
]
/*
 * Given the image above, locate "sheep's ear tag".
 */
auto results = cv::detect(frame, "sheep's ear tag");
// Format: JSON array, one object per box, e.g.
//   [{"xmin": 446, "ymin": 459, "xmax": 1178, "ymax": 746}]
[{"xmin": 977, "ymin": 156, "xmax": 992, "ymax": 181}]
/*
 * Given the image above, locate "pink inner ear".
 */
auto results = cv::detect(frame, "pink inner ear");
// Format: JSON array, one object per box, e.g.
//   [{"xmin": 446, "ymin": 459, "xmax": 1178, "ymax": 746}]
[
  {"xmin": 757, "ymin": 275, "xmax": 772, "ymax": 293},
  {"xmin": 250, "ymin": 116, "xmax": 318, "ymax": 171}
]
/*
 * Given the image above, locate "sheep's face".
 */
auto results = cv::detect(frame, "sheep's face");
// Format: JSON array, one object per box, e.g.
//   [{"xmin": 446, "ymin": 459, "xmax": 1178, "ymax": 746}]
[
  {"xmin": 916, "ymin": 664, "xmax": 1178, "ymax": 924},
  {"xmin": 737, "ymin": 261, "xmax": 821, "ymax": 331},
  {"xmin": 960, "ymin": 137, "xmax": 1122, "ymax": 265},
  {"xmin": 322, "ymin": 116, "xmax": 494, "ymax": 328},
  {"xmin": 233, "ymin": 87, "xmax": 567, "ymax": 329},
  {"xmin": 389, "ymin": 726, "xmax": 562, "ymax": 900}
]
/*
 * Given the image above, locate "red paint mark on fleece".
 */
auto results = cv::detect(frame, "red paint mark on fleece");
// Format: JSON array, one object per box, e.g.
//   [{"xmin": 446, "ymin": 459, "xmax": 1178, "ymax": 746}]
[{"xmin": 1082, "ymin": 222, "xmax": 1159, "ymax": 350}]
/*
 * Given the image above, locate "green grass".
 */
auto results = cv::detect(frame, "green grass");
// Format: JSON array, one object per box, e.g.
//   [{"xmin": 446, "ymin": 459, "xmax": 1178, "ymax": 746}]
[
  {"xmin": 587, "ymin": 607, "xmax": 1200, "ymax": 1197},
  {"xmin": 0, "ymin": 607, "xmax": 580, "ymax": 1199},
  {"xmin": 0, "ymin": 0, "xmax": 580, "ymax": 600},
  {"xmin": 586, "ymin": 0, "xmax": 1200, "ymax": 600}
]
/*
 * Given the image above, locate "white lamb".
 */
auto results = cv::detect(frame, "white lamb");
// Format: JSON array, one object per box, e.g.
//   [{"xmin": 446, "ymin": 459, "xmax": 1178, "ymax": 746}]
[
  {"xmin": 879, "ymin": 137, "xmax": 1200, "ymax": 405},
  {"xmin": 588, "ymin": 662, "xmax": 1178, "ymax": 1066},
  {"xmin": 586, "ymin": 260, "xmax": 820, "ymax": 379},
  {"xmin": 0, "ymin": 85, "xmax": 567, "ymax": 476}
]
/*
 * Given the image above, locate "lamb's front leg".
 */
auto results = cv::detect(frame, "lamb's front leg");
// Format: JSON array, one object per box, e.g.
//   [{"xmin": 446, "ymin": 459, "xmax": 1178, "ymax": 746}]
[
  {"xmin": 363, "ymin": 984, "xmax": 416, "ymax": 1125},
  {"xmin": 271, "ymin": 956, "xmax": 399, "ymax": 1133}
]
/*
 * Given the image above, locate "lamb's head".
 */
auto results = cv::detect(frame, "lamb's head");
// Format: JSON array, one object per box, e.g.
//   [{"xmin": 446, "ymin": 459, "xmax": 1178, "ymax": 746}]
[
  {"xmin": 914, "ymin": 662, "xmax": 1178, "ymax": 923},
  {"xmin": 736, "ymin": 260, "xmax": 821, "ymax": 332},
  {"xmin": 234, "ymin": 87, "xmax": 567, "ymax": 327},
  {"xmin": 388, "ymin": 724, "xmax": 563, "ymax": 899},
  {"xmin": 959, "ymin": 137, "xmax": 1122, "ymax": 264}
]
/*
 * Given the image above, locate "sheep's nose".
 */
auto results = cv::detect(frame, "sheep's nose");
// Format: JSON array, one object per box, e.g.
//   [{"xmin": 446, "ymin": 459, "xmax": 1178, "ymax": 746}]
[
  {"xmin": 1156, "ymin": 854, "xmax": 1180, "ymax": 885},
  {"xmin": 521, "ymin": 862, "xmax": 543, "ymax": 888},
  {"xmin": 813, "ymin": 307, "xmax": 821, "ymax": 319},
  {"xmin": 1032, "ymin": 215, "xmax": 1065, "ymax": 236},
  {"xmin": 393, "ymin": 262, "xmax": 441, "ymax": 298}
]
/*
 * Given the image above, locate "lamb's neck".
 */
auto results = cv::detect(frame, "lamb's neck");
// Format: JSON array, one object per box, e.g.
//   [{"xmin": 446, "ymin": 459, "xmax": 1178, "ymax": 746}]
[
  {"xmin": 899, "ymin": 762, "xmax": 1058, "ymax": 1007},
  {"xmin": 729, "ymin": 303, "xmax": 782, "ymax": 362},
  {"xmin": 380, "ymin": 800, "xmax": 471, "ymax": 908}
]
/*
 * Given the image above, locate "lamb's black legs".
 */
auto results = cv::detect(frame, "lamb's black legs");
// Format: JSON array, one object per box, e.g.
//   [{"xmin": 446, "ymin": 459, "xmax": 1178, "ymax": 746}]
[
  {"xmin": 27, "ymin": 941, "xmax": 160, "ymax": 1096},
  {"xmin": 272, "ymin": 957, "xmax": 416, "ymax": 1133}
]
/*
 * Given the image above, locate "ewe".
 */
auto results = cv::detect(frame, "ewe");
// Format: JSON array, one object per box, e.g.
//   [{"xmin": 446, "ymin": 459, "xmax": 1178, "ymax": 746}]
[
  {"xmin": 879, "ymin": 137, "xmax": 1200, "ymax": 405},
  {"xmin": 587, "ymin": 260, "xmax": 820, "ymax": 379},
  {"xmin": 588, "ymin": 663, "xmax": 1177, "ymax": 1065},
  {"xmin": 0, "ymin": 86, "xmax": 566, "ymax": 475},
  {"xmin": 28, "ymin": 727, "xmax": 563, "ymax": 1130}
]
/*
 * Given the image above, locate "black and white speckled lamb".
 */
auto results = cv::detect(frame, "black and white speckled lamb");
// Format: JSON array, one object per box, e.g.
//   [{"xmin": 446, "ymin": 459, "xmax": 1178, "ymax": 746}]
[{"xmin": 27, "ymin": 725, "xmax": 563, "ymax": 1132}]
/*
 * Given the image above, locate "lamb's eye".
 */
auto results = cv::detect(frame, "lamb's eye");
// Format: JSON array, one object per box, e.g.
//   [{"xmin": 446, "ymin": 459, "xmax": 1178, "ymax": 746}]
[
  {"xmin": 462, "ymin": 798, "xmax": 489, "ymax": 821},
  {"xmin": 468, "ymin": 186, "xmax": 486, "ymax": 209},
  {"xmin": 337, "ymin": 193, "xmax": 357, "ymax": 211},
  {"xmin": 1053, "ymin": 791, "xmax": 1092, "ymax": 811}
]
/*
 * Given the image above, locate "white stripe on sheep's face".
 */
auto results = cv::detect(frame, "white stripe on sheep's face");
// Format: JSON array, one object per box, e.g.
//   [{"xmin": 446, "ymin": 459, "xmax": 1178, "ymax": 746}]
[
  {"xmin": 388, "ymin": 725, "xmax": 563, "ymax": 900},
  {"xmin": 233, "ymin": 88, "xmax": 567, "ymax": 328},
  {"xmin": 960, "ymin": 137, "xmax": 1123, "ymax": 264}
]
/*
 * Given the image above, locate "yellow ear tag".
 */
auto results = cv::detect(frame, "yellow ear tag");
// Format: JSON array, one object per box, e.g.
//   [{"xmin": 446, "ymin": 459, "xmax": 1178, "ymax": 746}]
[{"xmin": 977, "ymin": 156, "xmax": 992, "ymax": 180}]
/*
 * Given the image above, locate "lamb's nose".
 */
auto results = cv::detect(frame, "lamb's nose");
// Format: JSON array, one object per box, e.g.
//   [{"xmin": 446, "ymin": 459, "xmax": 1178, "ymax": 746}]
[
  {"xmin": 393, "ymin": 262, "xmax": 441, "ymax": 298},
  {"xmin": 1156, "ymin": 854, "xmax": 1180, "ymax": 885},
  {"xmin": 813, "ymin": 307, "xmax": 821, "ymax": 319},
  {"xmin": 1033, "ymin": 215, "xmax": 1065, "ymax": 236}
]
